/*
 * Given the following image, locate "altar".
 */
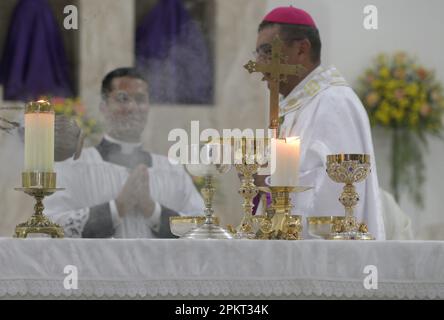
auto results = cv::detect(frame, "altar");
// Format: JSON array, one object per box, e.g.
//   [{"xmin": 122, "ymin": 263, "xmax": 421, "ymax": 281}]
[{"xmin": 1, "ymin": 238, "xmax": 443, "ymax": 299}]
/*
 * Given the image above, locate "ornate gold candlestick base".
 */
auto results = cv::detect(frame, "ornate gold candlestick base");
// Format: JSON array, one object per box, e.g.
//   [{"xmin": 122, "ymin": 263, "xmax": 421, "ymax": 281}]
[
  {"xmin": 326, "ymin": 154, "xmax": 374, "ymax": 240},
  {"xmin": 255, "ymin": 186, "xmax": 311, "ymax": 240},
  {"xmin": 14, "ymin": 172, "xmax": 64, "ymax": 238}
]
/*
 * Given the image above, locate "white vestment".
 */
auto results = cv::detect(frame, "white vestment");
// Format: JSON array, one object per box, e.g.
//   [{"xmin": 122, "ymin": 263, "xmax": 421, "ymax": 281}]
[
  {"xmin": 44, "ymin": 144, "xmax": 204, "ymax": 238},
  {"xmin": 279, "ymin": 66, "xmax": 385, "ymax": 239}
]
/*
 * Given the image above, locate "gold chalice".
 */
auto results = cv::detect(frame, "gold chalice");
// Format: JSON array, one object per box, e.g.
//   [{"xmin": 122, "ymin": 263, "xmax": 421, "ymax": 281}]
[{"xmin": 326, "ymin": 154, "xmax": 373, "ymax": 240}]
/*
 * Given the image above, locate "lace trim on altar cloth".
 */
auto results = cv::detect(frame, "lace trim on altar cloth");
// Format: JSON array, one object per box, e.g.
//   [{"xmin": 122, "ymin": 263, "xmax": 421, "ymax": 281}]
[{"xmin": 1, "ymin": 279, "xmax": 443, "ymax": 299}]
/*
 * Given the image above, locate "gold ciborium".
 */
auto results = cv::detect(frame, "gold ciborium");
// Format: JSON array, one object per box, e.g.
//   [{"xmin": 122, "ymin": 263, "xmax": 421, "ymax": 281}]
[
  {"xmin": 14, "ymin": 172, "xmax": 64, "ymax": 238},
  {"xmin": 183, "ymin": 143, "xmax": 233, "ymax": 239},
  {"xmin": 233, "ymin": 137, "xmax": 269, "ymax": 239},
  {"xmin": 326, "ymin": 154, "xmax": 373, "ymax": 240}
]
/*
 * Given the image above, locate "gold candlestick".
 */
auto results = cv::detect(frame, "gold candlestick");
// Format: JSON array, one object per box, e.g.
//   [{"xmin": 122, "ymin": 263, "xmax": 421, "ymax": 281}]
[
  {"xmin": 235, "ymin": 162, "xmax": 259, "ymax": 239},
  {"xmin": 256, "ymin": 186, "xmax": 311, "ymax": 240},
  {"xmin": 326, "ymin": 154, "xmax": 374, "ymax": 240},
  {"xmin": 14, "ymin": 172, "xmax": 64, "ymax": 238},
  {"xmin": 233, "ymin": 137, "xmax": 270, "ymax": 239}
]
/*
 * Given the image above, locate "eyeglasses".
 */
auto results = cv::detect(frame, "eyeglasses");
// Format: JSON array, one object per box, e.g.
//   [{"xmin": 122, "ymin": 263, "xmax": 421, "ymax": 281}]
[
  {"xmin": 108, "ymin": 91, "xmax": 149, "ymax": 105},
  {"xmin": 252, "ymin": 43, "xmax": 272, "ymax": 60},
  {"xmin": 252, "ymin": 38, "xmax": 305, "ymax": 60}
]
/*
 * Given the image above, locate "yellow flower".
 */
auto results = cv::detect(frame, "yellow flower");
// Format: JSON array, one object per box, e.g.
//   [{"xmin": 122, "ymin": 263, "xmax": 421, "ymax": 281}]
[
  {"xmin": 405, "ymin": 83, "xmax": 419, "ymax": 96},
  {"xmin": 379, "ymin": 67, "xmax": 390, "ymax": 78},
  {"xmin": 391, "ymin": 108, "xmax": 405, "ymax": 123},
  {"xmin": 386, "ymin": 80, "xmax": 398, "ymax": 91},
  {"xmin": 375, "ymin": 109, "xmax": 390, "ymax": 125},
  {"xmin": 371, "ymin": 79, "xmax": 383, "ymax": 89},
  {"xmin": 411, "ymin": 101, "xmax": 421, "ymax": 112},
  {"xmin": 374, "ymin": 101, "xmax": 392, "ymax": 125},
  {"xmin": 398, "ymin": 98, "xmax": 409, "ymax": 109}
]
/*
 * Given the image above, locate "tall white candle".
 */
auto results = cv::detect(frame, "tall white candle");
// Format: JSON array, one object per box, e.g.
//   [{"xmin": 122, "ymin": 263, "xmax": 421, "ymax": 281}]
[
  {"xmin": 269, "ymin": 137, "xmax": 300, "ymax": 186},
  {"xmin": 24, "ymin": 100, "xmax": 54, "ymax": 172}
]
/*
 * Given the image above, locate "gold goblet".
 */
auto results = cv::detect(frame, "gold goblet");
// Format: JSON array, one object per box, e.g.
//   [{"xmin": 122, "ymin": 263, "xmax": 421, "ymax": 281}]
[{"xmin": 326, "ymin": 154, "xmax": 374, "ymax": 240}]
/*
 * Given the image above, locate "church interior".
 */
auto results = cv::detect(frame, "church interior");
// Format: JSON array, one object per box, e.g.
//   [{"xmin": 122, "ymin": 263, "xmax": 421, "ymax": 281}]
[{"xmin": 0, "ymin": 0, "xmax": 443, "ymax": 301}]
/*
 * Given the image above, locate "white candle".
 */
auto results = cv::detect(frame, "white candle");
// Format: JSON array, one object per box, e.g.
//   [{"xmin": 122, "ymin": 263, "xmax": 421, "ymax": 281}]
[
  {"xmin": 269, "ymin": 137, "xmax": 300, "ymax": 186},
  {"xmin": 24, "ymin": 100, "xmax": 54, "ymax": 172}
]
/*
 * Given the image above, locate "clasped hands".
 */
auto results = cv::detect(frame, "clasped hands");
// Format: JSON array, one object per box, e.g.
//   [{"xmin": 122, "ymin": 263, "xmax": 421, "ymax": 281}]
[{"xmin": 115, "ymin": 164, "xmax": 156, "ymax": 218}]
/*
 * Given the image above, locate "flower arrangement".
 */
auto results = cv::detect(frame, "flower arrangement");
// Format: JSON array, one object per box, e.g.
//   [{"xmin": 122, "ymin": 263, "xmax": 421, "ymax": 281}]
[
  {"xmin": 358, "ymin": 52, "xmax": 444, "ymax": 206},
  {"xmin": 43, "ymin": 97, "xmax": 102, "ymax": 138}
]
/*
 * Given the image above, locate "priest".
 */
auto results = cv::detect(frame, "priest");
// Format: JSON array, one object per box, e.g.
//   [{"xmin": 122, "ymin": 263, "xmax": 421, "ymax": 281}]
[
  {"xmin": 44, "ymin": 67, "xmax": 204, "ymax": 238},
  {"xmin": 255, "ymin": 7, "xmax": 385, "ymax": 239}
]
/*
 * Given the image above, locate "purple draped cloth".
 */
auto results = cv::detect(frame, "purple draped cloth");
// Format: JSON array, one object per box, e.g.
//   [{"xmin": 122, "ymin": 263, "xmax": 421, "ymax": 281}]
[
  {"xmin": 0, "ymin": 0, "xmax": 73, "ymax": 101},
  {"xmin": 135, "ymin": 0, "xmax": 213, "ymax": 104},
  {"xmin": 252, "ymin": 192, "xmax": 272, "ymax": 215}
]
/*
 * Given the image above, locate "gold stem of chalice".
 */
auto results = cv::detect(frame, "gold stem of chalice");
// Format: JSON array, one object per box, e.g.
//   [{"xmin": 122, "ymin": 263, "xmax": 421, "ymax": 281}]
[
  {"xmin": 202, "ymin": 175, "xmax": 216, "ymax": 225},
  {"xmin": 341, "ymin": 183, "xmax": 359, "ymax": 232},
  {"xmin": 326, "ymin": 154, "xmax": 374, "ymax": 240},
  {"xmin": 14, "ymin": 172, "xmax": 64, "ymax": 238}
]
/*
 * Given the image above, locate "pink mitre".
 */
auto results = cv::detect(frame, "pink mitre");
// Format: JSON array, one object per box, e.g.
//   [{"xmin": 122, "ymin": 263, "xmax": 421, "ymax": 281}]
[{"xmin": 263, "ymin": 6, "xmax": 317, "ymax": 28}]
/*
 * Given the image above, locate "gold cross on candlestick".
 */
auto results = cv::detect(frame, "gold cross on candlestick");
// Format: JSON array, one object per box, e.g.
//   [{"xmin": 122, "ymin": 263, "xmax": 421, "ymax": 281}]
[{"xmin": 244, "ymin": 35, "xmax": 305, "ymax": 132}]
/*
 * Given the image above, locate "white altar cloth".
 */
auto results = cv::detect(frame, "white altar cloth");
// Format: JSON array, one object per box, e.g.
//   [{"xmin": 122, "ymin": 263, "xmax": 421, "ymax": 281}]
[{"xmin": 0, "ymin": 238, "xmax": 443, "ymax": 299}]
